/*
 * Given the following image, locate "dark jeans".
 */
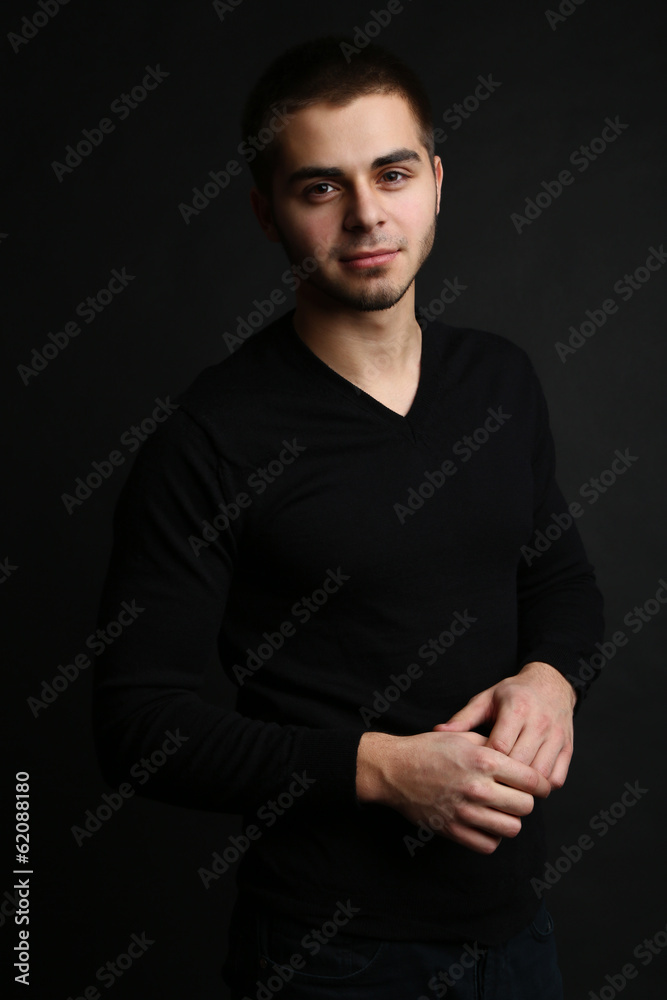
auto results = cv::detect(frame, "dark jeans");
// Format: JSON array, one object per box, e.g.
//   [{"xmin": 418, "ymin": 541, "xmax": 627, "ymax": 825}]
[{"xmin": 221, "ymin": 896, "xmax": 564, "ymax": 999}]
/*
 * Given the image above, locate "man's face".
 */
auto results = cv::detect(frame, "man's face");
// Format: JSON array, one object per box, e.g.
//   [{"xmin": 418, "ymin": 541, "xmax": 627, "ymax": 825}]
[{"xmin": 255, "ymin": 92, "xmax": 443, "ymax": 312}]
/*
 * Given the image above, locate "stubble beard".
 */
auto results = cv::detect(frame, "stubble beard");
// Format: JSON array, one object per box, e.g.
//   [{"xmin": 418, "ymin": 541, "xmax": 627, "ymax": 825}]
[{"xmin": 276, "ymin": 210, "xmax": 438, "ymax": 312}]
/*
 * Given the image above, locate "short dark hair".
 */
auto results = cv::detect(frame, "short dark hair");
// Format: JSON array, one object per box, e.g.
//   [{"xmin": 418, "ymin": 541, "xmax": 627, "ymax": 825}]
[{"xmin": 241, "ymin": 35, "xmax": 435, "ymax": 196}]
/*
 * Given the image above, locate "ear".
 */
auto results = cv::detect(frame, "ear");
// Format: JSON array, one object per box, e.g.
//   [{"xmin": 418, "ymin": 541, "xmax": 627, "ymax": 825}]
[
  {"xmin": 433, "ymin": 155, "xmax": 444, "ymax": 215},
  {"xmin": 249, "ymin": 186, "xmax": 282, "ymax": 243}
]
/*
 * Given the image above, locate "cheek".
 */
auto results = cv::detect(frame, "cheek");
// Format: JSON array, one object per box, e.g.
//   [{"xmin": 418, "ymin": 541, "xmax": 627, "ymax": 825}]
[
  {"xmin": 295, "ymin": 214, "xmax": 335, "ymax": 258},
  {"xmin": 399, "ymin": 189, "xmax": 436, "ymax": 235},
  {"xmin": 279, "ymin": 205, "xmax": 329, "ymax": 251}
]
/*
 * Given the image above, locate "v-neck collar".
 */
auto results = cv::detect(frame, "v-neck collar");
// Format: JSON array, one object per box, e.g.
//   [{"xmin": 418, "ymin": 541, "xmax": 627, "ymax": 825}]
[{"xmin": 280, "ymin": 307, "xmax": 441, "ymax": 440}]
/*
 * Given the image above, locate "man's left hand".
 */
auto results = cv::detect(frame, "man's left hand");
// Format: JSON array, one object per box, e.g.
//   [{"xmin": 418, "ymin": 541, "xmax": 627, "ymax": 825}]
[{"xmin": 432, "ymin": 661, "xmax": 577, "ymax": 789}]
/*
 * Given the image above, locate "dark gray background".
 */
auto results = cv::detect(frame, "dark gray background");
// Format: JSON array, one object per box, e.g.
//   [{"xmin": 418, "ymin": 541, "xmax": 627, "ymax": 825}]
[{"xmin": 3, "ymin": 0, "xmax": 666, "ymax": 996}]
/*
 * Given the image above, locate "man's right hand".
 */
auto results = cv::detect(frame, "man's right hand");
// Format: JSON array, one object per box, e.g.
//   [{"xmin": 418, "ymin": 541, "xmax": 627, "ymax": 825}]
[{"xmin": 356, "ymin": 730, "xmax": 551, "ymax": 855}]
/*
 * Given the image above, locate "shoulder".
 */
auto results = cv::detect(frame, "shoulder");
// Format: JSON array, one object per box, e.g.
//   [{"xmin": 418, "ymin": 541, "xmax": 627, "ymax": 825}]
[
  {"xmin": 162, "ymin": 310, "xmax": 297, "ymax": 454},
  {"xmin": 117, "ymin": 312, "xmax": 295, "ymax": 482},
  {"xmin": 424, "ymin": 319, "xmax": 536, "ymax": 384},
  {"xmin": 179, "ymin": 312, "xmax": 291, "ymax": 412}
]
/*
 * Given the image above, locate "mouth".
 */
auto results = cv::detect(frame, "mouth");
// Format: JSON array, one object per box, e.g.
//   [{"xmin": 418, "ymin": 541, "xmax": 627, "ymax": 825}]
[{"xmin": 339, "ymin": 248, "xmax": 400, "ymax": 269}]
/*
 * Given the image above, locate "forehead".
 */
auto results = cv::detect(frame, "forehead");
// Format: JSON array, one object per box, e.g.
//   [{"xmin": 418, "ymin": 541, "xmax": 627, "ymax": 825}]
[{"xmin": 273, "ymin": 92, "xmax": 424, "ymax": 175}]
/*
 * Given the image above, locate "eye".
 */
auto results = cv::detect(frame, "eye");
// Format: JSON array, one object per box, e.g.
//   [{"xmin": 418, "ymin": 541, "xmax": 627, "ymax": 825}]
[
  {"xmin": 305, "ymin": 182, "xmax": 336, "ymax": 197},
  {"xmin": 381, "ymin": 170, "xmax": 408, "ymax": 184}
]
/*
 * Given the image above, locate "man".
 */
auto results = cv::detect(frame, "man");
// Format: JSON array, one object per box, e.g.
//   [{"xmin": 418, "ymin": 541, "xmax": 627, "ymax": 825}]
[{"xmin": 93, "ymin": 36, "xmax": 604, "ymax": 999}]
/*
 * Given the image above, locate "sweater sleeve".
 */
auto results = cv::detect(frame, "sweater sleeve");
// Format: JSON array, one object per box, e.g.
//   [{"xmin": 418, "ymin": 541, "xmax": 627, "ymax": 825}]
[
  {"xmin": 515, "ymin": 363, "xmax": 605, "ymax": 710},
  {"xmin": 92, "ymin": 407, "xmax": 363, "ymax": 814}
]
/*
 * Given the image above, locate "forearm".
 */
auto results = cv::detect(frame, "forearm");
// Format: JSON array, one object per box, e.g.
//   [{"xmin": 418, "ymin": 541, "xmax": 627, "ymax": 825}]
[
  {"xmin": 516, "ymin": 363, "xmax": 605, "ymax": 704},
  {"xmin": 517, "ymin": 480, "xmax": 604, "ymax": 703},
  {"xmin": 94, "ymin": 672, "xmax": 363, "ymax": 814}
]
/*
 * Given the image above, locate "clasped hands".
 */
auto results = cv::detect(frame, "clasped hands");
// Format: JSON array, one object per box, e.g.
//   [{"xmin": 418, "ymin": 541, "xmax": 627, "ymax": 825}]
[{"xmin": 423, "ymin": 661, "xmax": 577, "ymax": 853}]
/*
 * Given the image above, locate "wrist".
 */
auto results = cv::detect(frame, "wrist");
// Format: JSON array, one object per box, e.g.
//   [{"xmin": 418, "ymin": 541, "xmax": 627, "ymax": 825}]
[
  {"xmin": 355, "ymin": 731, "xmax": 400, "ymax": 805},
  {"xmin": 519, "ymin": 660, "xmax": 577, "ymax": 712}
]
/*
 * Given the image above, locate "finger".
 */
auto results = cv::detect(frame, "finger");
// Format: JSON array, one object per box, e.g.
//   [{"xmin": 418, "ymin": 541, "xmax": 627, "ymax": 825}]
[
  {"xmin": 492, "ymin": 751, "xmax": 552, "ymax": 799},
  {"xmin": 443, "ymin": 821, "xmax": 503, "ymax": 855},
  {"xmin": 522, "ymin": 735, "xmax": 565, "ymax": 781},
  {"xmin": 472, "ymin": 782, "xmax": 536, "ymax": 818},
  {"xmin": 453, "ymin": 731, "xmax": 488, "ymax": 746},
  {"xmin": 485, "ymin": 708, "xmax": 527, "ymax": 757},
  {"xmin": 506, "ymin": 729, "xmax": 547, "ymax": 769},
  {"xmin": 430, "ymin": 729, "xmax": 488, "ymax": 745},
  {"xmin": 546, "ymin": 745, "xmax": 573, "ymax": 790},
  {"xmin": 459, "ymin": 804, "xmax": 522, "ymax": 840},
  {"xmin": 433, "ymin": 691, "xmax": 494, "ymax": 731},
  {"xmin": 518, "ymin": 719, "xmax": 573, "ymax": 784}
]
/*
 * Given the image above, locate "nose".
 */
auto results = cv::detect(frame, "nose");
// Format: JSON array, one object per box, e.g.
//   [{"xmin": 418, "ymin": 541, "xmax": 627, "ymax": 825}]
[{"xmin": 343, "ymin": 182, "xmax": 387, "ymax": 232}]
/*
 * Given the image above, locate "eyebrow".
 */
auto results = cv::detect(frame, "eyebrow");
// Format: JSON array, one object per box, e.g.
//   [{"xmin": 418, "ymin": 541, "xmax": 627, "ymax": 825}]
[{"xmin": 287, "ymin": 147, "xmax": 423, "ymax": 186}]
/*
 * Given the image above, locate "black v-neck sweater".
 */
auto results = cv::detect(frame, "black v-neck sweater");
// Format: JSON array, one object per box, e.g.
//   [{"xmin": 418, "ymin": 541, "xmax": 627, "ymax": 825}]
[{"xmin": 93, "ymin": 307, "xmax": 604, "ymax": 944}]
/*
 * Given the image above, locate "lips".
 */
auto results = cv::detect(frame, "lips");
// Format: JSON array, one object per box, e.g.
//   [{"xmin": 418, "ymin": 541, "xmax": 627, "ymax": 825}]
[
  {"xmin": 339, "ymin": 248, "xmax": 400, "ymax": 269},
  {"xmin": 340, "ymin": 248, "xmax": 399, "ymax": 261}
]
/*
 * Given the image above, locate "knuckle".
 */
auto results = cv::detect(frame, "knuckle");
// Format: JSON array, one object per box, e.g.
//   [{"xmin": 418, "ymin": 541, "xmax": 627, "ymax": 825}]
[
  {"xmin": 522, "ymin": 764, "xmax": 536, "ymax": 786},
  {"xmin": 522, "ymin": 794, "xmax": 535, "ymax": 815},
  {"xmin": 465, "ymin": 780, "xmax": 485, "ymax": 802},
  {"xmin": 475, "ymin": 751, "xmax": 495, "ymax": 774},
  {"xmin": 535, "ymin": 714, "xmax": 551, "ymax": 734},
  {"xmin": 505, "ymin": 817, "xmax": 522, "ymax": 838},
  {"xmin": 526, "ymin": 769, "xmax": 543, "ymax": 793},
  {"xmin": 509, "ymin": 694, "xmax": 531, "ymax": 716},
  {"xmin": 456, "ymin": 802, "xmax": 474, "ymax": 823}
]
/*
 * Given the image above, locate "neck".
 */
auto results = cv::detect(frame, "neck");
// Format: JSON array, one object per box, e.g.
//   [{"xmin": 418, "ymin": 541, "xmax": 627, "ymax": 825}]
[{"xmin": 292, "ymin": 285, "xmax": 422, "ymax": 393}]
